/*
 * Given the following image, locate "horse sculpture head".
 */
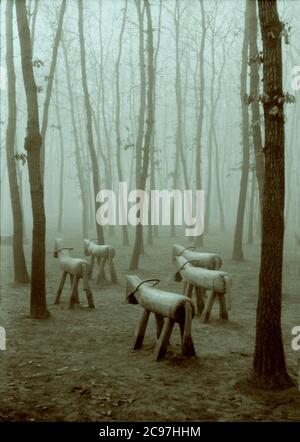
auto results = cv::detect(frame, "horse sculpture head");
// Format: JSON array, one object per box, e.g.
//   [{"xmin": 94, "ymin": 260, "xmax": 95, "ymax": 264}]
[
  {"xmin": 53, "ymin": 238, "xmax": 73, "ymax": 258},
  {"xmin": 53, "ymin": 238, "xmax": 63, "ymax": 258},
  {"xmin": 83, "ymin": 239, "xmax": 91, "ymax": 256},
  {"xmin": 83, "ymin": 239, "xmax": 98, "ymax": 256}
]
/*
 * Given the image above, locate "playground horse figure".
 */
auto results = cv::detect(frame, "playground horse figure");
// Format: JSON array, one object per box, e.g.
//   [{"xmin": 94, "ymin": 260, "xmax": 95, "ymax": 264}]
[
  {"xmin": 53, "ymin": 238, "xmax": 95, "ymax": 309},
  {"xmin": 83, "ymin": 239, "xmax": 117, "ymax": 284}
]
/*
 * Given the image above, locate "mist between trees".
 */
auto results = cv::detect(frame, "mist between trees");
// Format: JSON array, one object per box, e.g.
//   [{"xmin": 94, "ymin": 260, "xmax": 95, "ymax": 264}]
[{"xmin": 0, "ymin": 0, "xmax": 299, "ymax": 250}]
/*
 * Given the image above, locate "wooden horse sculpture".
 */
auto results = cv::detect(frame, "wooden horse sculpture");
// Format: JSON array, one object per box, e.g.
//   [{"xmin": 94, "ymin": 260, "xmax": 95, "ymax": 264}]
[
  {"xmin": 126, "ymin": 275, "xmax": 196, "ymax": 361},
  {"xmin": 83, "ymin": 239, "xmax": 117, "ymax": 283},
  {"xmin": 175, "ymin": 255, "xmax": 232, "ymax": 323},
  {"xmin": 172, "ymin": 244, "xmax": 222, "ymax": 270},
  {"xmin": 54, "ymin": 238, "xmax": 95, "ymax": 309}
]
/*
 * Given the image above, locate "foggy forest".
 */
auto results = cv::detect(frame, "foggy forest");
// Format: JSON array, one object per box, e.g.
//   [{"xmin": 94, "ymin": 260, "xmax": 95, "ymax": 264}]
[{"xmin": 0, "ymin": 0, "xmax": 300, "ymax": 423}]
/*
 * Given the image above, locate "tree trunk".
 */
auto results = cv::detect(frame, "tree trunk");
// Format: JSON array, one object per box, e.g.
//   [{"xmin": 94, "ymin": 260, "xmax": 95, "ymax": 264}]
[
  {"xmin": 205, "ymin": 26, "xmax": 217, "ymax": 234},
  {"xmin": 115, "ymin": 0, "xmax": 129, "ymax": 246},
  {"xmin": 6, "ymin": 0, "xmax": 29, "ymax": 283},
  {"xmin": 194, "ymin": 0, "xmax": 206, "ymax": 247},
  {"xmin": 78, "ymin": 0, "xmax": 104, "ymax": 244},
  {"xmin": 30, "ymin": 0, "xmax": 39, "ymax": 54},
  {"xmin": 54, "ymin": 75, "xmax": 64, "ymax": 233},
  {"xmin": 213, "ymin": 125, "xmax": 226, "ymax": 231},
  {"xmin": 40, "ymin": 0, "xmax": 67, "ymax": 179},
  {"xmin": 15, "ymin": 0, "xmax": 49, "ymax": 318},
  {"xmin": 247, "ymin": 167, "xmax": 255, "ymax": 244},
  {"xmin": 251, "ymin": 0, "xmax": 293, "ymax": 390},
  {"xmin": 175, "ymin": 1, "xmax": 189, "ymax": 190},
  {"xmin": 129, "ymin": 0, "xmax": 154, "ymax": 270},
  {"xmin": 15, "ymin": 149, "xmax": 27, "ymax": 242},
  {"xmin": 147, "ymin": 0, "xmax": 162, "ymax": 245},
  {"xmin": 129, "ymin": 0, "xmax": 146, "ymax": 269},
  {"xmin": 232, "ymin": 0, "xmax": 250, "ymax": 261},
  {"xmin": 249, "ymin": 0, "xmax": 264, "ymax": 211},
  {"xmin": 98, "ymin": 0, "xmax": 115, "ymax": 239}
]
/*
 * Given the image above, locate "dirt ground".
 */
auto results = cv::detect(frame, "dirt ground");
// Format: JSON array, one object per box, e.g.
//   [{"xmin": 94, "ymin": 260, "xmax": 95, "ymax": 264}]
[{"xmin": 0, "ymin": 229, "xmax": 299, "ymax": 422}]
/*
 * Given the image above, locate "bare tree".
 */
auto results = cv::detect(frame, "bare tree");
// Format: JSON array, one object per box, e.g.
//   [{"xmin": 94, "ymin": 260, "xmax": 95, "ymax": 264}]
[
  {"xmin": 40, "ymin": 0, "xmax": 67, "ymax": 179},
  {"xmin": 97, "ymin": 0, "xmax": 115, "ymax": 240},
  {"xmin": 115, "ymin": 0, "xmax": 130, "ymax": 246},
  {"xmin": 170, "ymin": 0, "xmax": 189, "ymax": 239},
  {"xmin": 78, "ymin": 0, "xmax": 105, "ymax": 244},
  {"xmin": 15, "ymin": 0, "xmax": 49, "ymax": 318},
  {"xmin": 247, "ymin": 166, "xmax": 256, "ymax": 244},
  {"xmin": 232, "ymin": 0, "xmax": 250, "ymax": 261},
  {"xmin": 249, "ymin": 0, "xmax": 264, "ymax": 210},
  {"xmin": 29, "ymin": 0, "xmax": 39, "ymax": 54},
  {"xmin": 129, "ymin": 0, "xmax": 154, "ymax": 270},
  {"xmin": 6, "ymin": 0, "xmax": 29, "ymax": 283},
  {"xmin": 194, "ymin": 0, "xmax": 206, "ymax": 247},
  {"xmin": 54, "ymin": 75, "xmax": 64, "ymax": 233},
  {"xmin": 147, "ymin": 0, "xmax": 163, "ymax": 245},
  {"xmin": 251, "ymin": 0, "xmax": 293, "ymax": 390}
]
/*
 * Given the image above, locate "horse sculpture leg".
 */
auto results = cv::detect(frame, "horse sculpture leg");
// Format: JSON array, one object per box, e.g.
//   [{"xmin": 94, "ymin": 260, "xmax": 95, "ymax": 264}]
[
  {"xmin": 85, "ymin": 288, "xmax": 95, "ymax": 308},
  {"xmin": 217, "ymin": 294, "xmax": 228, "ymax": 320},
  {"xmin": 184, "ymin": 282, "xmax": 193, "ymax": 298},
  {"xmin": 81, "ymin": 262, "xmax": 95, "ymax": 308},
  {"xmin": 89, "ymin": 255, "xmax": 95, "ymax": 280},
  {"xmin": 133, "ymin": 308, "xmax": 150, "ymax": 350},
  {"xmin": 55, "ymin": 271, "xmax": 67, "ymax": 304},
  {"xmin": 109, "ymin": 255, "xmax": 117, "ymax": 283},
  {"xmin": 69, "ymin": 275, "xmax": 80, "ymax": 308},
  {"xmin": 180, "ymin": 302, "xmax": 196, "ymax": 356},
  {"xmin": 155, "ymin": 314, "xmax": 165, "ymax": 338},
  {"xmin": 96, "ymin": 257, "xmax": 107, "ymax": 283},
  {"xmin": 200, "ymin": 290, "xmax": 216, "ymax": 323},
  {"xmin": 194, "ymin": 287, "xmax": 205, "ymax": 315},
  {"xmin": 153, "ymin": 319, "xmax": 175, "ymax": 361}
]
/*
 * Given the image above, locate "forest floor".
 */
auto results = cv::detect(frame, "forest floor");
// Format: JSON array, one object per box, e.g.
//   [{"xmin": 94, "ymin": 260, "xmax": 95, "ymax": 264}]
[{"xmin": 0, "ymin": 229, "xmax": 299, "ymax": 422}]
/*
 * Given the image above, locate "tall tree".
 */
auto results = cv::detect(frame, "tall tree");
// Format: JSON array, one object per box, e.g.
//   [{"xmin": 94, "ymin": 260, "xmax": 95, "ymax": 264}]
[
  {"xmin": 174, "ymin": 0, "xmax": 189, "ymax": 190},
  {"xmin": 194, "ymin": 0, "xmax": 206, "ymax": 247},
  {"xmin": 29, "ymin": 0, "xmax": 39, "ymax": 54},
  {"xmin": 129, "ymin": 0, "xmax": 154, "ymax": 270},
  {"xmin": 40, "ymin": 0, "xmax": 67, "ymax": 179},
  {"xmin": 204, "ymin": 13, "xmax": 217, "ymax": 234},
  {"xmin": 54, "ymin": 74, "xmax": 64, "ymax": 233},
  {"xmin": 15, "ymin": 0, "xmax": 49, "ymax": 318},
  {"xmin": 6, "ymin": 0, "xmax": 29, "ymax": 283},
  {"xmin": 249, "ymin": 0, "xmax": 264, "ymax": 211},
  {"xmin": 97, "ymin": 0, "xmax": 115, "ymax": 241},
  {"xmin": 170, "ymin": 0, "xmax": 189, "ymax": 238},
  {"xmin": 147, "ymin": 0, "xmax": 162, "ymax": 245},
  {"xmin": 232, "ymin": 0, "xmax": 250, "ymax": 260},
  {"xmin": 115, "ymin": 0, "xmax": 129, "ymax": 246},
  {"xmin": 78, "ymin": 0, "xmax": 105, "ymax": 244},
  {"xmin": 247, "ymin": 166, "xmax": 256, "ymax": 244},
  {"xmin": 129, "ymin": 0, "xmax": 146, "ymax": 268},
  {"xmin": 251, "ymin": 0, "xmax": 293, "ymax": 389}
]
